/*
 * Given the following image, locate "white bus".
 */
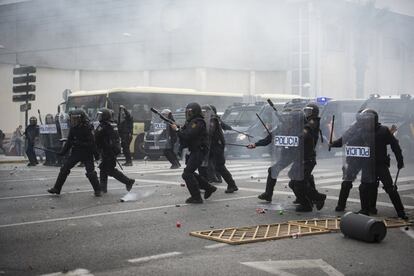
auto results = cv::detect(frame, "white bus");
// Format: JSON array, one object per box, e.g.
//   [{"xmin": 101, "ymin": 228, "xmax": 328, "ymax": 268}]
[{"xmin": 65, "ymin": 87, "xmax": 243, "ymax": 159}]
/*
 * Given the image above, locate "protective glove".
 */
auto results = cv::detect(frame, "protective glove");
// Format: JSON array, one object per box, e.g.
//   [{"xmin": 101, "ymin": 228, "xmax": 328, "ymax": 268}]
[
  {"xmin": 397, "ymin": 161, "xmax": 404, "ymax": 169},
  {"xmin": 94, "ymin": 153, "xmax": 100, "ymax": 161}
]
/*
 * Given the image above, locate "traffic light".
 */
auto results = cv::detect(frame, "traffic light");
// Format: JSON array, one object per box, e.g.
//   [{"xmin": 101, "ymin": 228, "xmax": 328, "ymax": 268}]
[{"xmin": 12, "ymin": 65, "xmax": 37, "ymax": 127}]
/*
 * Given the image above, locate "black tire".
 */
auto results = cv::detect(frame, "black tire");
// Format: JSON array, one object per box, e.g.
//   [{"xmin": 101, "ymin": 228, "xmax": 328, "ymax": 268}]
[{"xmin": 133, "ymin": 134, "xmax": 146, "ymax": 160}]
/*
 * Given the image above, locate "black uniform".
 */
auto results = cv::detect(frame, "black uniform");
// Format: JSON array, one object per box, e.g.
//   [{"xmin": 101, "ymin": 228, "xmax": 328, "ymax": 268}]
[
  {"xmin": 162, "ymin": 112, "xmax": 180, "ymax": 169},
  {"xmin": 361, "ymin": 121, "xmax": 406, "ymax": 219},
  {"xmin": 24, "ymin": 117, "xmax": 39, "ymax": 166},
  {"xmin": 208, "ymin": 113, "xmax": 238, "ymax": 193},
  {"xmin": 47, "ymin": 110, "xmax": 101, "ymax": 196},
  {"xmin": 331, "ymin": 121, "xmax": 365, "ymax": 211},
  {"xmin": 118, "ymin": 107, "xmax": 133, "ymax": 165},
  {"xmin": 302, "ymin": 115, "xmax": 326, "ymax": 209},
  {"xmin": 177, "ymin": 103, "xmax": 217, "ymax": 203},
  {"xmin": 95, "ymin": 109, "xmax": 135, "ymax": 193}
]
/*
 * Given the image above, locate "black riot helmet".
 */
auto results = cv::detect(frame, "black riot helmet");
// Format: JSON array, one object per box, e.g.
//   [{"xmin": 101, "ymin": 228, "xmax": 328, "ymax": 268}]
[
  {"xmin": 359, "ymin": 108, "xmax": 379, "ymax": 126},
  {"xmin": 29, "ymin": 116, "xmax": 37, "ymax": 126},
  {"xmin": 185, "ymin": 102, "xmax": 202, "ymax": 121},
  {"xmin": 303, "ymin": 103, "xmax": 319, "ymax": 119},
  {"xmin": 201, "ymin": 105, "xmax": 212, "ymax": 117},
  {"xmin": 69, "ymin": 109, "xmax": 88, "ymax": 127},
  {"xmin": 98, "ymin": 108, "xmax": 114, "ymax": 122}
]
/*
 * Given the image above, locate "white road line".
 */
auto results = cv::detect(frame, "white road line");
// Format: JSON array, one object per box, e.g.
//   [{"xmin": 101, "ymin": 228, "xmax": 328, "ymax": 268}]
[
  {"xmin": 0, "ymin": 184, "xmax": 158, "ymax": 200},
  {"xmin": 204, "ymin": 243, "xmax": 228, "ymax": 249},
  {"xmin": 128, "ymin": 251, "xmax": 182, "ymax": 263},
  {"xmin": 241, "ymin": 259, "xmax": 344, "ymax": 276},
  {"xmin": 0, "ymin": 195, "xmax": 255, "ymax": 229},
  {"xmin": 40, "ymin": 268, "xmax": 93, "ymax": 276},
  {"xmin": 400, "ymin": 227, "xmax": 414, "ymax": 239}
]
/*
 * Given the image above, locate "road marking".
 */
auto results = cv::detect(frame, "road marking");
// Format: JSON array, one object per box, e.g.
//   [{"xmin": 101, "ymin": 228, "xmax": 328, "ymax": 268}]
[
  {"xmin": 0, "ymin": 195, "xmax": 255, "ymax": 228},
  {"xmin": 132, "ymin": 179, "xmax": 414, "ymax": 210},
  {"xmin": 0, "ymin": 184, "xmax": 158, "ymax": 200},
  {"xmin": 128, "ymin": 251, "xmax": 182, "ymax": 263},
  {"xmin": 40, "ymin": 268, "xmax": 93, "ymax": 276},
  {"xmin": 400, "ymin": 227, "xmax": 414, "ymax": 239},
  {"xmin": 403, "ymin": 194, "xmax": 414, "ymax": 199},
  {"xmin": 241, "ymin": 259, "xmax": 344, "ymax": 276},
  {"xmin": 204, "ymin": 243, "xmax": 228, "ymax": 249}
]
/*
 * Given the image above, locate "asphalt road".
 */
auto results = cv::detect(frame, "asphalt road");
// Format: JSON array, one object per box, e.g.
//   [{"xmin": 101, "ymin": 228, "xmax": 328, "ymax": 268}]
[{"xmin": 0, "ymin": 157, "xmax": 413, "ymax": 276}]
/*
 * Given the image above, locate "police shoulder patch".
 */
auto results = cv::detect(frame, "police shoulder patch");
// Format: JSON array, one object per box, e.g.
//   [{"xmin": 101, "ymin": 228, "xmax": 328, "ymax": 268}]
[{"xmin": 191, "ymin": 123, "xmax": 197, "ymax": 128}]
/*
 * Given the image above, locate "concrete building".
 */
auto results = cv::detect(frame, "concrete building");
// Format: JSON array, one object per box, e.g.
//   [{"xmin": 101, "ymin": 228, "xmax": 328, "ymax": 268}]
[{"xmin": 0, "ymin": 0, "xmax": 413, "ymax": 131}]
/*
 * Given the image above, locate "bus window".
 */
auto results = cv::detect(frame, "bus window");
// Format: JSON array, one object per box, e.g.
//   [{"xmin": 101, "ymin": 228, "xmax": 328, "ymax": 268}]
[{"xmin": 66, "ymin": 95, "xmax": 106, "ymax": 120}]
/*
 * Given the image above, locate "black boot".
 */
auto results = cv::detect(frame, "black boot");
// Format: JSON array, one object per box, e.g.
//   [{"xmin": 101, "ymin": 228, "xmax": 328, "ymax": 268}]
[
  {"xmin": 225, "ymin": 184, "xmax": 238, "ymax": 193},
  {"xmin": 48, "ymin": 170, "xmax": 69, "ymax": 194},
  {"xmin": 336, "ymin": 181, "xmax": 352, "ymax": 211},
  {"xmin": 358, "ymin": 183, "xmax": 370, "ymax": 215},
  {"xmin": 86, "ymin": 171, "xmax": 101, "ymax": 197},
  {"xmin": 204, "ymin": 185, "xmax": 217, "ymax": 199},
  {"xmin": 112, "ymin": 169, "xmax": 135, "ymax": 191},
  {"xmin": 259, "ymin": 171, "xmax": 276, "ymax": 202}
]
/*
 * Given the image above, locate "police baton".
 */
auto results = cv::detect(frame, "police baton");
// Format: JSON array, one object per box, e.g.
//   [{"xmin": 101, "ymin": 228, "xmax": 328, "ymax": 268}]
[
  {"xmin": 255, "ymin": 113, "xmax": 271, "ymax": 136},
  {"xmin": 226, "ymin": 143, "xmax": 249, "ymax": 148},
  {"xmin": 150, "ymin": 107, "xmax": 179, "ymax": 127},
  {"xmin": 266, "ymin": 99, "xmax": 282, "ymax": 121},
  {"xmin": 33, "ymin": 146, "xmax": 59, "ymax": 155},
  {"xmin": 328, "ymin": 115, "xmax": 335, "ymax": 151},
  {"xmin": 394, "ymin": 168, "xmax": 400, "ymax": 188},
  {"xmin": 116, "ymin": 159, "xmax": 124, "ymax": 171}
]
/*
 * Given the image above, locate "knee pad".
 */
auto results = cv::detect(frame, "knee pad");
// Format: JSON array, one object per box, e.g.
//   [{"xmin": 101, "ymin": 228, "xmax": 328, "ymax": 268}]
[
  {"xmin": 182, "ymin": 171, "xmax": 191, "ymax": 181},
  {"xmin": 341, "ymin": 181, "xmax": 353, "ymax": 190}
]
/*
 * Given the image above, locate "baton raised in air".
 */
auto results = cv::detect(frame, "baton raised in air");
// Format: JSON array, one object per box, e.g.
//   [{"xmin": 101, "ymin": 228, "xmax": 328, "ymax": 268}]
[
  {"xmin": 267, "ymin": 99, "xmax": 282, "ymax": 121},
  {"xmin": 256, "ymin": 113, "xmax": 271, "ymax": 136},
  {"xmin": 150, "ymin": 108, "xmax": 179, "ymax": 127},
  {"xmin": 328, "ymin": 115, "xmax": 335, "ymax": 151}
]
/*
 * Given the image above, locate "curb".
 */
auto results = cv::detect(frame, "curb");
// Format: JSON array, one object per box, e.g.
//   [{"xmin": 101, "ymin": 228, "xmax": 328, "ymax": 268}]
[{"xmin": 0, "ymin": 159, "xmax": 27, "ymax": 164}]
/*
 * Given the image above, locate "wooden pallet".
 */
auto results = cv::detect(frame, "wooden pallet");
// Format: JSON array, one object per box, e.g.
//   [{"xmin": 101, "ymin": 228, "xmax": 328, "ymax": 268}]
[
  {"xmin": 190, "ymin": 223, "xmax": 330, "ymax": 245},
  {"xmin": 290, "ymin": 217, "xmax": 411, "ymax": 231},
  {"xmin": 190, "ymin": 217, "xmax": 411, "ymax": 245},
  {"xmin": 288, "ymin": 218, "xmax": 341, "ymax": 232}
]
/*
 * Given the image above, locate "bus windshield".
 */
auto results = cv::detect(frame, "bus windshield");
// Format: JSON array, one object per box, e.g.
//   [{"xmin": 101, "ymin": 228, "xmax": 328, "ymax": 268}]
[{"xmin": 66, "ymin": 95, "xmax": 106, "ymax": 120}]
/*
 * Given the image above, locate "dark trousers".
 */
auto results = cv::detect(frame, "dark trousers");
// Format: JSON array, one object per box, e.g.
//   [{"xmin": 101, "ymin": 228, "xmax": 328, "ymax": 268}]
[
  {"xmin": 264, "ymin": 158, "xmax": 292, "ymax": 196},
  {"xmin": 164, "ymin": 148, "xmax": 180, "ymax": 167},
  {"xmin": 288, "ymin": 160, "xmax": 314, "ymax": 207},
  {"xmin": 53, "ymin": 152, "xmax": 100, "ymax": 193},
  {"xmin": 212, "ymin": 147, "xmax": 236, "ymax": 187},
  {"xmin": 337, "ymin": 159, "xmax": 362, "ymax": 209},
  {"xmin": 121, "ymin": 134, "xmax": 132, "ymax": 162},
  {"xmin": 99, "ymin": 155, "xmax": 133, "ymax": 191},
  {"xmin": 182, "ymin": 150, "xmax": 214, "ymax": 199},
  {"xmin": 360, "ymin": 164, "xmax": 405, "ymax": 215},
  {"xmin": 26, "ymin": 143, "xmax": 37, "ymax": 164}
]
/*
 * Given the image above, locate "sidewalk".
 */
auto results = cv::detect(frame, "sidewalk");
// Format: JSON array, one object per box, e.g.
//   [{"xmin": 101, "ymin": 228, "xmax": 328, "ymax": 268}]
[{"xmin": 0, "ymin": 154, "xmax": 27, "ymax": 164}]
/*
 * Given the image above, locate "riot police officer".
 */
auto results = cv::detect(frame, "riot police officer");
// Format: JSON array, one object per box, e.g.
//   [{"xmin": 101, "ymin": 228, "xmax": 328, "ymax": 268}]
[
  {"xmin": 95, "ymin": 108, "xmax": 135, "ymax": 193},
  {"xmin": 359, "ymin": 109, "xmax": 407, "ymax": 219},
  {"xmin": 171, "ymin": 102, "xmax": 217, "ymax": 204},
  {"xmin": 330, "ymin": 110, "xmax": 365, "ymax": 212},
  {"xmin": 161, "ymin": 109, "xmax": 181, "ymax": 169},
  {"xmin": 203, "ymin": 105, "xmax": 238, "ymax": 193},
  {"xmin": 24, "ymin": 116, "xmax": 39, "ymax": 166},
  {"xmin": 43, "ymin": 113, "xmax": 59, "ymax": 166},
  {"xmin": 47, "ymin": 109, "xmax": 102, "ymax": 196},
  {"xmin": 118, "ymin": 105, "xmax": 133, "ymax": 166},
  {"xmin": 248, "ymin": 110, "xmax": 313, "ymax": 211},
  {"xmin": 302, "ymin": 103, "xmax": 326, "ymax": 209}
]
